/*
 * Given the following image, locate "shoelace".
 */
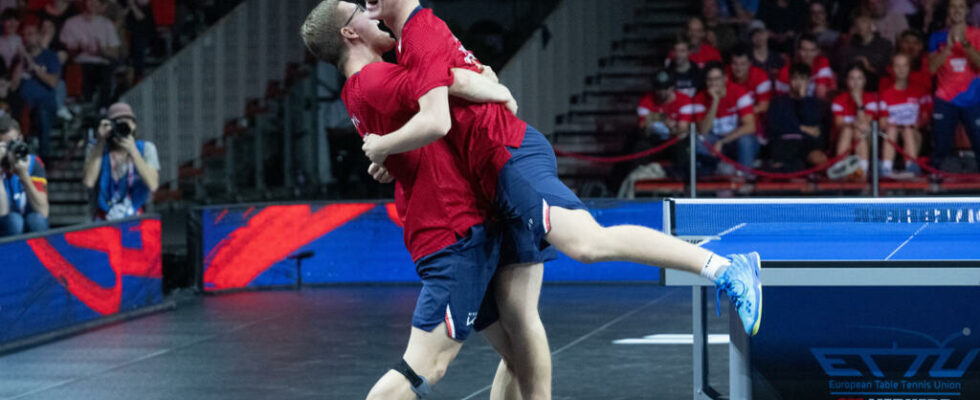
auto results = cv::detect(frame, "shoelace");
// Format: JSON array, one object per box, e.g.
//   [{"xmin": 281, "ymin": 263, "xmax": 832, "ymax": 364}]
[{"xmin": 714, "ymin": 280, "xmax": 750, "ymax": 317}]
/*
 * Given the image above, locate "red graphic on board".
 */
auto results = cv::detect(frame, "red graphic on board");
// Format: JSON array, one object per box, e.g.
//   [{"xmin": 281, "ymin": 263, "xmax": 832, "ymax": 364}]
[
  {"xmin": 26, "ymin": 219, "xmax": 162, "ymax": 315},
  {"xmin": 202, "ymin": 204, "xmax": 375, "ymax": 290}
]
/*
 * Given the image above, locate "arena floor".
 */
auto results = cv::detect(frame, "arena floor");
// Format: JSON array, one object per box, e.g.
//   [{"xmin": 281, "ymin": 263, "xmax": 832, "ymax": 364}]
[{"xmin": 0, "ymin": 285, "xmax": 732, "ymax": 400}]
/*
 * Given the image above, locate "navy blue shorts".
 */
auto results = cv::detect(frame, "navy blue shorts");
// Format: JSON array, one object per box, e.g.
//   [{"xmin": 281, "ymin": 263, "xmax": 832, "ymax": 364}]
[
  {"xmin": 495, "ymin": 125, "xmax": 587, "ymax": 266},
  {"xmin": 412, "ymin": 224, "xmax": 502, "ymax": 341}
]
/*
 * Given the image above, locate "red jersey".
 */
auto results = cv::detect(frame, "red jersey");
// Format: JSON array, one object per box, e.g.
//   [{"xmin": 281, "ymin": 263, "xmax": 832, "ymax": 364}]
[
  {"xmin": 691, "ymin": 82, "xmax": 754, "ymax": 136},
  {"xmin": 341, "ymin": 62, "xmax": 484, "ymax": 261},
  {"xmin": 636, "ymin": 91, "xmax": 695, "ymax": 131},
  {"xmin": 728, "ymin": 65, "xmax": 772, "ymax": 104},
  {"xmin": 669, "ymin": 42, "xmax": 722, "ymax": 68},
  {"xmin": 928, "ymin": 27, "xmax": 980, "ymax": 104},
  {"xmin": 878, "ymin": 85, "xmax": 932, "ymax": 127},
  {"xmin": 397, "ymin": 7, "xmax": 527, "ymax": 201},
  {"xmin": 880, "ymin": 57, "xmax": 933, "ymax": 93},
  {"xmin": 775, "ymin": 56, "xmax": 835, "ymax": 96},
  {"xmin": 832, "ymin": 92, "xmax": 881, "ymax": 125}
]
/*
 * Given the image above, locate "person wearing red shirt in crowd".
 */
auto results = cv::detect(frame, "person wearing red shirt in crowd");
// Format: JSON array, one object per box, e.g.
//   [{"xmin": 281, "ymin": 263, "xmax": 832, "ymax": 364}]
[
  {"xmin": 728, "ymin": 45, "xmax": 771, "ymax": 136},
  {"xmin": 832, "ymin": 65, "xmax": 879, "ymax": 175},
  {"xmin": 880, "ymin": 30, "xmax": 932, "ymax": 92},
  {"xmin": 693, "ymin": 62, "xmax": 758, "ymax": 175},
  {"xmin": 637, "ymin": 69, "xmax": 695, "ymax": 140},
  {"xmin": 668, "ymin": 40, "xmax": 703, "ymax": 97},
  {"xmin": 775, "ymin": 33, "xmax": 835, "ymax": 100},
  {"xmin": 878, "ymin": 53, "xmax": 931, "ymax": 175},
  {"xmin": 928, "ymin": 0, "xmax": 980, "ymax": 170},
  {"xmin": 668, "ymin": 17, "xmax": 722, "ymax": 68}
]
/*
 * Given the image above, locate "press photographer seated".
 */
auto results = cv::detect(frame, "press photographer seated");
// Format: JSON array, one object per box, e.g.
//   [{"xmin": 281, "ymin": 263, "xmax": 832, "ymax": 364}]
[
  {"xmin": 82, "ymin": 102, "xmax": 159, "ymax": 221},
  {"xmin": 0, "ymin": 115, "xmax": 49, "ymax": 237}
]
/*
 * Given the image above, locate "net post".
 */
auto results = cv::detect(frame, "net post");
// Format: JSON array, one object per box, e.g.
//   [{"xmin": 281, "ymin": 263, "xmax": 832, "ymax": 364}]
[
  {"xmin": 689, "ymin": 123, "xmax": 697, "ymax": 198},
  {"xmin": 872, "ymin": 121, "xmax": 879, "ymax": 197}
]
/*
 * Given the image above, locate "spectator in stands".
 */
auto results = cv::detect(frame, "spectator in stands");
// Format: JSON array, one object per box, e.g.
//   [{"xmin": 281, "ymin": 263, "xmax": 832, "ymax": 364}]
[
  {"xmin": 0, "ymin": 115, "xmax": 49, "ymax": 236},
  {"xmin": 835, "ymin": 15, "xmax": 894, "ymax": 90},
  {"xmin": 702, "ymin": 0, "xmax": 739, "ymax": 54},
  {"xmin": 879, "ymin": 53, "xmax": 931, "ymax": 175},
  {"xmin": 756, "ymin": 0, "xmax": 807, "ymax": 52},
  {"xmin": 669, "ymin": 40, "xmax": 703, "ymax": 98},
  {"xmin": 776, "ymin": 33, "xmax": 835, "ymax": 99},
  {"xmin": 693, "ymin": 62, "xmax": 758, "ymax": 175},
  {"xmin": 863, "ymin": 0, "xmax": 909, "ymax": 44},
  {"xmin": 60, "ymin": 0, "xmax": 121, "ymax": 108},
  {"xmin": 728, "ymin": 44, "xmax": 772, "ymax": 135},
  {"xmin": 16, "ymin": 22, "xmax": 61, "ymax": 161},
  {"xmin": 675, "ymin": 17, "xmax": 722, "ymax": 68},
  {"xmin": 810, "ymin": 2, "xmax": 841, "ymax": 54},
  {"xmin": 765, "ymin": 62, "xmax": 830, "ymax": 172},
  {"xmin": 881, "ymin": 29, "xmax": 932, "ymax": 91},
  {"xmin": 748, "ymin": 20, "xmax": 785, "ymax": 78},
  {"xmin": 637, "ymin": 69, "xmax": 696, "ymax": 140},
  {"xmin": 832, "ymin": 64, "xmax": 879, "ymax": 174},
  {"xmin": 0, "ymin": 9, "xmax": 24, "ymax": 70},
  {"xmin": 928, "ymin": 0, "xmax": 980, "ymax": 170},
  {"xmin": 40, "ymin": 0, "xmax": 78, "ymax": 121},
  {"xmin": 82, "ymin": 102, "xmax": 158, "ymax": 221},
  {"xmin": 124, "ymin": 0, "xmax": 154, "ymax": 78}
]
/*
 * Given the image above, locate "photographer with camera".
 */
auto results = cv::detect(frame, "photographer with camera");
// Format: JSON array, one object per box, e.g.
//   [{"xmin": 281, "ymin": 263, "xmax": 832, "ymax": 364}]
[
  {"xmin": 0, "ymin": 115, "xmax": 49, "ymax": 237},
  {"xmin": 82, "ymin": 102, "xmax": 158, "ymax": 221}
]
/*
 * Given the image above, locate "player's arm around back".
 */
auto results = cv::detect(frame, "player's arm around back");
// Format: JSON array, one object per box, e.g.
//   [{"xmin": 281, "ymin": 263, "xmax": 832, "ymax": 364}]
[{"xmin": 362, "ymin": 87, "xmax": 451, "ymax": 164}]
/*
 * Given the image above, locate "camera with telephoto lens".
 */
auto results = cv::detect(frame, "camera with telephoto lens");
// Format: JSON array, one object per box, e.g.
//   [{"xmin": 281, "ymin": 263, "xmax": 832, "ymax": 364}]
[
  {"xmin": 7, "ymin": 140, "xmax": 29, "ymax": 161},
  {"xmin": 111, "ymin": 119, "xmax": 133, "ymax": 140}
]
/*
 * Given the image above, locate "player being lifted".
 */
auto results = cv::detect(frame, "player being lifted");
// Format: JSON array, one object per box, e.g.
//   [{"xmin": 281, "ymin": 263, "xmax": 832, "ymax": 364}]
[{"xmin": 302, "ymin": 1, "xmax": 763, "ymax": 399}]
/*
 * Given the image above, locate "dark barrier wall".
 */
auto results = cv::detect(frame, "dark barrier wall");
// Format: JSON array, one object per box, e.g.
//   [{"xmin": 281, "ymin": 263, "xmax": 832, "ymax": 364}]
[
  {"xmin": 198, "ymin": 200, "xmax": 663, "ymax": 292},
  {"xmin": 0, "ymin": 216, "xmax": 163, "ymax": 345}
]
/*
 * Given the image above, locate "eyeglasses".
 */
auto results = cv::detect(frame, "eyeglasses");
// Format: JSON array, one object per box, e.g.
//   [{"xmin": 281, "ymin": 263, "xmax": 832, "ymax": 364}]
[{"xmin": 344, "ymin": 3, "xmax": 365, "ymax": 27}]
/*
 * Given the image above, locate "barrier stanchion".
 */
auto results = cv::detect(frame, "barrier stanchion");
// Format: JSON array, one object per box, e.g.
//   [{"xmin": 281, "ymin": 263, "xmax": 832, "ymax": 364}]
[
  {"xmin": 689, "ymin": 124, "xmax": 697, "ymax": 198},
  {"xmin": 872, "ymin": 121, "xmax": 879, "ymax": 197}
]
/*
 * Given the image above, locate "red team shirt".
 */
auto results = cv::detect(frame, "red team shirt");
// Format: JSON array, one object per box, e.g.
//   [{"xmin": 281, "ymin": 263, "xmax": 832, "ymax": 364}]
[
  {"xmin": 668, "ymin": 42, "xmax": 722, "ymax": 68},
  {"xmin": 341, "ymin": 63, "xmax": 484, "ymax": 261},
  {"xmin": 636, "ymin": 91, "xmax": 695, "ymax": 132},
  {"xmin": 397, "ymin": 7, "xmax": 527, "ymax": 201},
  {"xmin": 691, "ymin": 82, "xmax": 754, "ymax": 136},
  {"xmin": 929, "ymin": 27, "xmax": 980, "ymax": 103},
  {"xmin": 775, "ymin": 56, "xmax": 835, "ymax": 96},
  {"xmin": 832, "ymin": 92, "xmax": 881, "ymax": 125},
  {"xmin": 728, "ymin": 65, "xmax": 772, "ymax": 104},
  {"xmin": 878, "ymin": 85, "xmax": 932, "ymax": 127}
]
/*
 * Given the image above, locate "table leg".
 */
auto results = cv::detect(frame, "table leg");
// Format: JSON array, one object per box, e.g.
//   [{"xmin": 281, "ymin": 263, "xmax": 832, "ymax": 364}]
[
  {"xmin": 729, "ymin": 300, "xmax": 752, "ymax": 400},
  {"xmin": 693, "ymin": 287, "xmax": 719, "ymax": 400}
]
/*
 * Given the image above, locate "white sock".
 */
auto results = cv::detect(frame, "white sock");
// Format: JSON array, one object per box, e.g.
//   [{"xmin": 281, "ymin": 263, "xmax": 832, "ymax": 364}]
[
  {"xmin": 859, "ymin": 159, "xmax": 869, "ymax": 173},
  {"xmin": 906, "ymin": 160, "xmax": 916, "ymax": 170},
  {"xmin": 881, "ymin": 160, "xmax": 893, "ymax": 174},
  {"xmin": 700, "ymin": 254, "xmax": 731, "ymax": 282}
]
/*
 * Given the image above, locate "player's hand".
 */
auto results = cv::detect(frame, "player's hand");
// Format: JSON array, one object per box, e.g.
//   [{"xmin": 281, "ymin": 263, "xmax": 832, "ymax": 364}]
[
  {"xmin": 98, "ymin": 119, "xmax": 112, "ymax": 139},
  {"xmin": 0, "ymin": 141, "xmax": 6, "ymax": 160},
  {"xmin": 709, "ymin": 86, "xmax": 725, "ymax": 101},
  {"xmin": 367, "ymin": 162, "xmax": 394, "ymax": 183},
  {"xmin": 504, "ymin": 96, "xmax": 518, "ymax": 116},
  {"xmin": 713, "ymin": 139, "xmax": 725, "ymax": 153},
  {"xmin": 480, "ymin": 64, "xmax": 498, "ymax": 83},
  {"xmin": 362, "ymin": 134, "xmax": 388, "ymax": 165}
]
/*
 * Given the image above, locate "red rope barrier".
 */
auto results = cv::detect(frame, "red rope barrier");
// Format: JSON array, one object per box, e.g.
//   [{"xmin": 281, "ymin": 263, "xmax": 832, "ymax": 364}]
[
  {"xmin": 878, "ymin": 134, "xmax": 980, "ymax": 180},
  {"xmin": 553, "ymin": 136, "xmax": 681, "ymax": 163},
  {"xmin": 699, "ymin": 136, "xmax": 860, "ymax": 179}
]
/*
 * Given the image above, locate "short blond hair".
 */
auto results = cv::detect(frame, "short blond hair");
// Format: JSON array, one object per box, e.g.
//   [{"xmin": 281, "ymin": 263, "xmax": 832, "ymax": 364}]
[{"xmin": 301, "ymin": 0, "xmax": 348, "ymax": 65}]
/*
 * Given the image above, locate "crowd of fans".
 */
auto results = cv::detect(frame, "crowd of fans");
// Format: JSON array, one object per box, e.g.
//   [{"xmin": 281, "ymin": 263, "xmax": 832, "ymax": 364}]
[
  {"xmin": 0, "ymin": 0, "xmax": 241, "ymax": 238},
  {"xmin": 637, "ymin": 0, "xmax": 980, "ymax": 180}
]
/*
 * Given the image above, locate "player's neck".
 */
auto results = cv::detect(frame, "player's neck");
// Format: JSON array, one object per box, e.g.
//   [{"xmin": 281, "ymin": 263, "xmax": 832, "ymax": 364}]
[
  {"xmin": 343, "ymin": 47, "xmax": 382, "ymax": 78},
  {"xmin": 894, "ymin": 79, "xmax": 908, "ymax": 90},
  {"xmin": 387, "ymin": 0, "xmax": 421, "ymax": 40}
]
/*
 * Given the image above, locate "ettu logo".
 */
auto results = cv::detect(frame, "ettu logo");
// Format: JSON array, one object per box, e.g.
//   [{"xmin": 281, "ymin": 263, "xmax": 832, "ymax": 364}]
[{"xmin": 811, "ymin": 327, "xmax": 979, "ymax": 378}]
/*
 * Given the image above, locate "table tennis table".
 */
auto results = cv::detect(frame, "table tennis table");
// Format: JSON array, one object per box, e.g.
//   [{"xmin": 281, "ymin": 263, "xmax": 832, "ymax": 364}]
[{"xmin": 661, "ymin": 197, "xmax": 980, "ymax": 400}]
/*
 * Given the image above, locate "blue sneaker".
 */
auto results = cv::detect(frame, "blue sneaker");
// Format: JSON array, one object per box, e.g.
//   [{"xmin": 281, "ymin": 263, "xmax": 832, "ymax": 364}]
[{"xmin": 715, "ymin": 252, "xmax": 762, "ymax": 336}]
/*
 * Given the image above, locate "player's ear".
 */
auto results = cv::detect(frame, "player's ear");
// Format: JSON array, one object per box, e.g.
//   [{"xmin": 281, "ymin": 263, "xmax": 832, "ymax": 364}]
[{"xmin": 340, "ymin": 25, "xmax": 358, "ymax": 41}]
